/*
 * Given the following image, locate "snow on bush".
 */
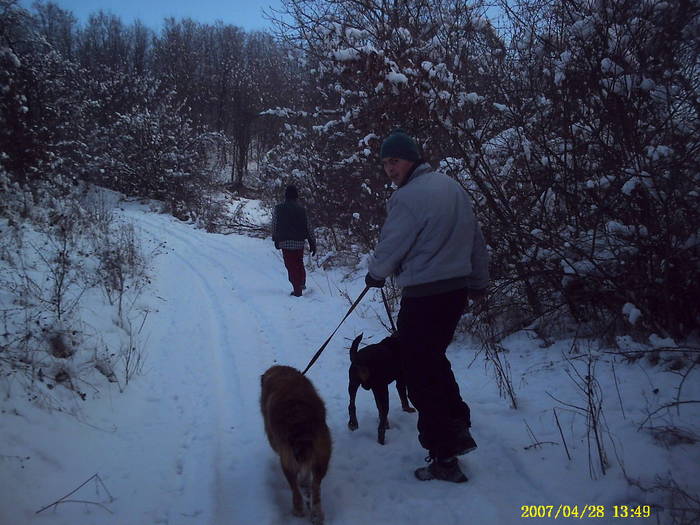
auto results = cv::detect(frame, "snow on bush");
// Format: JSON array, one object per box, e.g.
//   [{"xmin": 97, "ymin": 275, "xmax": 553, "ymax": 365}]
[{"xmin": 0, "ymin": 175, "xmax": 154, "ymax": 406}]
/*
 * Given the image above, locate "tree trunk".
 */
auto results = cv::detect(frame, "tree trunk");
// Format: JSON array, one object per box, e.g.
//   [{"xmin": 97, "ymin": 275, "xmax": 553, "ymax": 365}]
[{"xmin": 232, "ymin": 124, "xmax": 252, "ymax": 191}]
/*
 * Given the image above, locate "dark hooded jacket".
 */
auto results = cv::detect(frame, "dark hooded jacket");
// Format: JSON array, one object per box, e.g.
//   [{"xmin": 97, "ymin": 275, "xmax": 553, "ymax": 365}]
[{"xmin": 272, "ymin": 199, "xmax": 316, "ymax": 251}]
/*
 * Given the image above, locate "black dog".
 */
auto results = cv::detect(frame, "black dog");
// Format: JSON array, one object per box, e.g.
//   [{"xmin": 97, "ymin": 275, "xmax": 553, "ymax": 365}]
[{"xmin": 348, "ymin": 333, "xmax": 415, "ymax": 445}]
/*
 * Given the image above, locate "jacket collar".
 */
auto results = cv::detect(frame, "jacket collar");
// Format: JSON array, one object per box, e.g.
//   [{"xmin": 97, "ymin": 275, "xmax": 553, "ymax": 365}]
[{"xmin": 401, "ymin": 162, "xmax": 431, "ymax": 187}]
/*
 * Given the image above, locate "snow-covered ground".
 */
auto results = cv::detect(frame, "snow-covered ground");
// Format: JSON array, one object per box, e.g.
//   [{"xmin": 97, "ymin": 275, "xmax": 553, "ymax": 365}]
[{"xmin": 2, "ymin": 198, "xmax": 699, "ymax": 525}]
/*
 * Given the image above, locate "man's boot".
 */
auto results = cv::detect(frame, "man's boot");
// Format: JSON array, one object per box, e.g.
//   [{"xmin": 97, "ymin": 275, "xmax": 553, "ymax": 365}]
[{"xmin": 414, "ymin": 456, "xmax": 468, "ymax": 483}]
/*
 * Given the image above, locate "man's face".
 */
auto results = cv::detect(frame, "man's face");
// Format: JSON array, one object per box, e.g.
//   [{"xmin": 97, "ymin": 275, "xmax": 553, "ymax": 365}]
[{"xmin": 382, "ymin": 157, "xmax": 414, "ymax": 187}]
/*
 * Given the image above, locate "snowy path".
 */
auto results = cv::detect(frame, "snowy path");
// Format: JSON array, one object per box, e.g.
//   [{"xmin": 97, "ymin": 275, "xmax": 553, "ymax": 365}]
[
  {"xmin": 8, "ymin": 205, "xmax": 691, "ymax": 525},
  {"xmin": 130, "ymin": 211, "xmax": 297, "ymax": 524},
  {"xmin": 121, "ymin": 211, "xmax": 554, "ymax": 525},
  {"xmin": 122, "ymin": 210, "xmax": 519, "ymax": 525}
]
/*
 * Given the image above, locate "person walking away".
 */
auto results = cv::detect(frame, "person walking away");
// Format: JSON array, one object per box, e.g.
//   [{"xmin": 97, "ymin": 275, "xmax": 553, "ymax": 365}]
[
  {"xmin": 272, "ymin": 185, "xmax": 316, "ymax": 297},
  {"xmin": 365, "ymin": 129, "xmax": 489, "ymax": 482}
]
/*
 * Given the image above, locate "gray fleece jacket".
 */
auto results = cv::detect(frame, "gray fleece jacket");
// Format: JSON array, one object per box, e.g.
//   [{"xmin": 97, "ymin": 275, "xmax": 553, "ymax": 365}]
[{"xmin": 368, "ymin": 163, "xmax": 489, "ymax": 295}]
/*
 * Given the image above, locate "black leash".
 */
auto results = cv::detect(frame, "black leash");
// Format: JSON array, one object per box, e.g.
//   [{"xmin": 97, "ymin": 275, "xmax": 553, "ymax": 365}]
[
  {"xmin": 381, "ymin": 288, "xmax": 397, "ymax": 334},
  {"xmin": 302, "ymin": 285, "xmax": 370, "ymax": 375}
]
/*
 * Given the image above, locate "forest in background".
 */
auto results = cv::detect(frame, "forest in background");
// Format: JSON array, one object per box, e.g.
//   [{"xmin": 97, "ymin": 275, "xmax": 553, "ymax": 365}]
[{"xmin": 1, "ymin": 0, "xmax": 699, "ymax": 344}]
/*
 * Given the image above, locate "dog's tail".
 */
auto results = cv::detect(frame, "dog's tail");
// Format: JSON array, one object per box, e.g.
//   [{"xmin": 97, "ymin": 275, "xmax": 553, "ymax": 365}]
[
  {"xmin": 285, "ymin": 401, "xmax": 322, "ymax": 464},
  {"xmin": 292, "ymin": 435, "xmax": 314, "ymax": 465},
  {"xmin": 349, "ymin": 333, "xmax": 363, "ymax": 363}
]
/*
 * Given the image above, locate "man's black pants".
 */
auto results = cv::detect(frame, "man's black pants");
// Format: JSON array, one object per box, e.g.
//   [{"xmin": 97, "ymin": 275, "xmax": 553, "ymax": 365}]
[{"xmin": 397, "ymin": 287, "xmax": 471, "ymax": 458}]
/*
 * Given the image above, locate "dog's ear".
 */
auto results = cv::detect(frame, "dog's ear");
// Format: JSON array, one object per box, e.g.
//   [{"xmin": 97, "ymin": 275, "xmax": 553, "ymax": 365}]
[{"xmin": 350, "ymin": 333, "xmax": 363, "ymax": 361}]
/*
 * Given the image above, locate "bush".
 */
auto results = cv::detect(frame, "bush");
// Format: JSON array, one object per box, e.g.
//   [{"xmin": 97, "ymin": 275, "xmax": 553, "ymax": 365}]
[
  {"xmin": 0, "ymin": 173, "xmax": 151, "ymax": 405},
  {"xmin": 263, "ymin": 0, "xmax": 700, "ymax": 340}
]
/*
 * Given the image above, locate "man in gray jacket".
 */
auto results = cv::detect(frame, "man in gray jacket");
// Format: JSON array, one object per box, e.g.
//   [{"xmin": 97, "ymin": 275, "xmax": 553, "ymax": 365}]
[{"xmin": 366, "ymin": 129, "xmax": 489, "ymax": 483}]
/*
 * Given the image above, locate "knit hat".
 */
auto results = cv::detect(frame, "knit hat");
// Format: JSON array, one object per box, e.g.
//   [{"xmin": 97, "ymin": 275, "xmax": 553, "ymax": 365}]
[
  {"xmin": 285, "ymin": 185, "xmax": 298, "ymax": 200},
  {"xmin": 379, "ymin": 129, "xmax": 421, "ymax": 162}
]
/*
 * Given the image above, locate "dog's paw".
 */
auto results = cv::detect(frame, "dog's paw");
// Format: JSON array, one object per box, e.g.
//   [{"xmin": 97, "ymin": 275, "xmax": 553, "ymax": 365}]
[{"xmin": 348, "ymin": 420, "xmax": 358, "ymax": 431}]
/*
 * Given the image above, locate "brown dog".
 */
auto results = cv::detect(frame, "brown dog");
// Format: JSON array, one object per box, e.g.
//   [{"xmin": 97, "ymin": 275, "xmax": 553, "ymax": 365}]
[{"xmin": 260, "ymin": 365, "xmax": 332, "ymax": 524}]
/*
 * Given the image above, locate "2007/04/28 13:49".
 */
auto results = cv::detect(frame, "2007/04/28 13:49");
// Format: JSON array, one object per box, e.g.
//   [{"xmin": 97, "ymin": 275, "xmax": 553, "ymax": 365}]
[{"xmin": 520, "ymin": 504, "xmax": 652, "ymax": 519}]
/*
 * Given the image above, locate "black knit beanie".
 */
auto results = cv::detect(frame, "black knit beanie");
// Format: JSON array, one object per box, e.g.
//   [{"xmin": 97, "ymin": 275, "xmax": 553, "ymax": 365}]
[{"xmin": 379, "ymin": 129, "xmax": 421, "ymax": 162}]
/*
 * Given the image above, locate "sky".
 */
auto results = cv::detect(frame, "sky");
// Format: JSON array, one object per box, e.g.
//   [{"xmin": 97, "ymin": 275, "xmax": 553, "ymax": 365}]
[
  {"xmin": 1, "ymin": 189, "xmax": 698, "ymax": 524},
  {"xmin": 21, "ymin": 0, "xmax": 284, "ymax": 32}
]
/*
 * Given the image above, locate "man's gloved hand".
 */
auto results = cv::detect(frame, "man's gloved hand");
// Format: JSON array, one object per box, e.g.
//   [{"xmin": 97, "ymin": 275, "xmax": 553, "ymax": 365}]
[
  {"xmin": 274, "ymin": 241, "xmax": 280, "ymax": 249},
  {"xmin": 365, "ymin": 272, "xmax": 386, "ymax": 288},
  {"xmin": 469, "ymin": 288, "xmax": 487, "ymax": 299},
  {"xmin": 467, "ymin": 288, "xmax": 488, "ymax": 308}
]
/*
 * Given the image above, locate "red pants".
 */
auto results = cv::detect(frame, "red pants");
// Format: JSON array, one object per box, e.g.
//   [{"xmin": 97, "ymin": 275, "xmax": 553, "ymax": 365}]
[{"xmin": 282, "ymin": 249, "xmax": 306, "ymax": 294}]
